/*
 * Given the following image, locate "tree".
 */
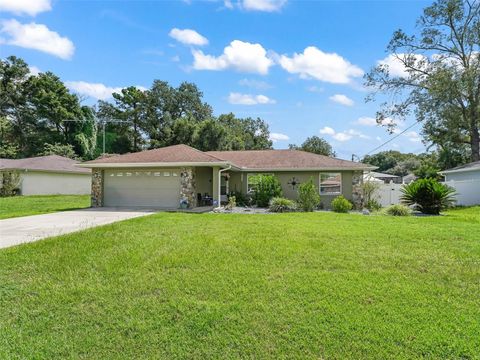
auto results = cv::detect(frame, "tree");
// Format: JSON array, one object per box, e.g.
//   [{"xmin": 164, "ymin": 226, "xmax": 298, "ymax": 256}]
[
  {"xmin": 194, "ymin": 119, "xmax": 228, "ymax": 151},
  {"xmin": 40, "ymin": 143, "xmax": 78, "ymax": 159},
  {"xmin": 289, "ymin": 136, "xmax": 334, "ymax": 156},
  {"xmin": 0, "ymin": 56, "xmax": 37, "ymax": 156},
  {"xmin": 365, "ymin": 0, "xmax": 480, "ymax": 162}
]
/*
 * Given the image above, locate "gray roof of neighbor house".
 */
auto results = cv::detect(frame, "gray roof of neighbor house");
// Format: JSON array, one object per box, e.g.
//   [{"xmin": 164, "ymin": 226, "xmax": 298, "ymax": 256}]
[
  {"xmin": 0, "ymin": 155, "xmax": 91, "ymax": 174},
  {"xmin": 441, "ymin": 161, "xmax": 480, "ymax": 174},
  {"xmin": 81, "ymin": 144, "xmax": 375, "ymax": 171},
  {"xmin": 368, "ymin": 171, "xmax": 400, "ymax": 178}
]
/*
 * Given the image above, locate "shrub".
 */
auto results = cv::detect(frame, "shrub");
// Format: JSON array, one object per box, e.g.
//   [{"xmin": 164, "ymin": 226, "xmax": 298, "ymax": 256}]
[
  {"xmin": 365, "ymin": 198, "xmax": 382, "ymax": 211},
  {"xmin": 331, "ymin": 195, "xmax": 353, "ymax": 213},
  {"xmin": 401, "ymin": 178, "xmax": 456, "ymax": 215},
  {"xmin": 0, "ymin": 170, "xmax": 20, "ymax": 197},
  {"xmin": 252, "ymin": 175, "xmax": 283, "ymax": 207},
  {"xmin": 228, "ymin": 191, "xmax": 250, "ymax": 207},
  {"xmin": 297, "ymin": 178, "xmax": 320, "ymax": 212},
  {"xmin": 361, "ymin": 181, "xmax": 381, "ymax": 209},
  {"xmin": 269, "ymin": 197, "xmax": 296, "ymax": 213},
  {"xmin": 384, "ymin": 204, "xmax": 411, "ymax": 216}
]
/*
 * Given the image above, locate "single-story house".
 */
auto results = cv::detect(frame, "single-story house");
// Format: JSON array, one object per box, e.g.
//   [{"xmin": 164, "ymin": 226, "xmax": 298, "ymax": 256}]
[
  {"xmin": 440, "ymin": 160, "xmax": 480, "ymax": 206},
  {"xmin": 79, "ymin": 144, "xmax": 375, "ymax": 209},
  {"xmin": 0, "ymin": 155, "xmax": 91, "ymax": 195},
  {"xmin": 440, "ymin": 160, "xmax": 480, "ymax": 182}
]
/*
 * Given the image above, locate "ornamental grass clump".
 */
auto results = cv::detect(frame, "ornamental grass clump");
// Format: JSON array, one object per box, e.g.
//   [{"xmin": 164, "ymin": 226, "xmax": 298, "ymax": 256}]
[
  {"xmin": 331, "ymin": 195, "xmax": 353, "ymax": 213},
  {"xmin": 384, "ymin": 204, "xmax": 411, "ymax": 216},
  {"xmin": 401, "ymin": 178, "xmax": 456, "ymax": 215},
  {"xmin": 269, "ymin": 197, "xmax": 297, "ymax": 213}
]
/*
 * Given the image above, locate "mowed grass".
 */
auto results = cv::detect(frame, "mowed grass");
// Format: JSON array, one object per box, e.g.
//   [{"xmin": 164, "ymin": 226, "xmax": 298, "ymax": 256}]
[
  {"xmin": 0, "ymin": 195, "xmax": 90, "ymax": 219},
  {"xmin": 1, "ymin": 208, "xmax": 479, "ymax": 359}
]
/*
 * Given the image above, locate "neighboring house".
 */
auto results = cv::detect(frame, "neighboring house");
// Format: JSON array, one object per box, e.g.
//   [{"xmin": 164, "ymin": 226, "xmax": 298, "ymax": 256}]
[
  {"xmin": 80, "ymin": 144, "xmax": 375, "ymax": 209},
  {"xmin": 441, "ymin": 161, "xmax": 480, "ymax": 182},
  {"xmin": 0, "ymin": 155, "xmax": 91, "ymax": 195},
  {"xmin": 402, "ymin": 173, "xmax": 417, "ymax": 184},
  {"xmin": 440, "ymin": 161, "xmax": 480, "ymax": 206},
  {"xmin": 363, "ymin": 171, "xmax": 401, "ymax": 184}
]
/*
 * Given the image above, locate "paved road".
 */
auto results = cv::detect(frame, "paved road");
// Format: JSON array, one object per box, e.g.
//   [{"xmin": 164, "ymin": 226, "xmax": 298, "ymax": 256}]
[{"xmin": 0, "ymin": 208, "xmax": 156, "ymax": 249}]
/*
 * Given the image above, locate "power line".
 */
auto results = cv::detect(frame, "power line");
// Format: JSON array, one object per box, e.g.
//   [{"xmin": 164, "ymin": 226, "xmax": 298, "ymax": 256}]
[{"xmin": 363, "ymin": 120, "xmax": 422, "ymax": 157}]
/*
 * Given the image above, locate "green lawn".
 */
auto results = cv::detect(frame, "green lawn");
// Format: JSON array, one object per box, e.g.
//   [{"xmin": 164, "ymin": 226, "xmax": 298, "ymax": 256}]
[
  {"xmin": 0, "ymin": 195, "xmax": 90, "ymax": 219},
  {"xmin": 1, "ymin": 207, "xmax": 479, "ymax": 359}
]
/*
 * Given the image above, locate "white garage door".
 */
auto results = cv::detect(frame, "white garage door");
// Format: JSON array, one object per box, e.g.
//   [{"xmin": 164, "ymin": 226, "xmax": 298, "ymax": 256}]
[{"xmin": 104, "ymin": 169, "xmax": 181, "ymax": 208}]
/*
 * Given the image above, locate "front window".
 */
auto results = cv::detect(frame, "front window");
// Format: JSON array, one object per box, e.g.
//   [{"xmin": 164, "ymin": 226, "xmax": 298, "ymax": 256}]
[
  {"xmin": 320, "ymin": 173, "xmax": 342, "ymax": 195},
  {"xmin": 247, "ymin": 173, "xmax": 273, "ymax": 194}
]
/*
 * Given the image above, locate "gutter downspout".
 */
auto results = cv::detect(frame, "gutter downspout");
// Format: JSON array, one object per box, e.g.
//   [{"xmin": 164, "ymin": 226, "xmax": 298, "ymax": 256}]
[{"xmin": 216, "ymin": 164, "xmax": 231, "ymax": 208}]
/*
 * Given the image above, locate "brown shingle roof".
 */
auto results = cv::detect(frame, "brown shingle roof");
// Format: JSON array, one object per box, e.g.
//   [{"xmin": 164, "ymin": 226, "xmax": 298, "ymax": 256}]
[
  {"xmin": 85, "ymin": 144, "xmax": 226, "ymax": 165},
  {"xmin": 0, "ymin": 155, "xmax": 90, "ymax": 174},
  {"xmin": 207, "ymin": 149, "xmax": 374, "ymax": 170},
  {"xmin": 81, "ymin": 144, "xmax": 374, "ymax": 170}
]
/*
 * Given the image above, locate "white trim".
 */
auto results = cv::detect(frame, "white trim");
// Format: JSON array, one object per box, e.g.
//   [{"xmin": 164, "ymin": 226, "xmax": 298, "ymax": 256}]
[
  {"xmin": 0, "ymin": 168, "xmax": 91, "ymax": 175},
  {"xmin": 240, "ymin": 167, "xmax": 375, "ymax": 172},
  {"xmin": 319, "ymin": 172, "xmax": 342, "ymax": 196},
  {"xmin": 77, "ymin": 161, "xmax": 232, "ymax": 169},
  {"xmin": 440, "ymin": 167, "xmax": 480, "ymax": 175}
]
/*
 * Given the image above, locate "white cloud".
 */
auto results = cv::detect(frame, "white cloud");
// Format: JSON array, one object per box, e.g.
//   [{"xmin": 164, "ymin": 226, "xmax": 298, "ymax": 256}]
[
  {"xmin": 319, "ymin": 126, "xmax": 335, "ymax": 136},
  {"xmin": 241, "ymin": 0, "xmax": 287, "ymax": 12},
  {"xmin": 171, "ymin": 55, "xmax": 180, "ymax": 62},
  {"xmin": 329, "ymin": 94, "xmax": 354, "ymax": 106},
  {"xmin": 228, "ymin": 92, "xmax": 275, "ymax": 105},
  {"xmin": 356, "ymin": 116, "xmax": 396, "ymax": 127},
  {"xmin": 66, "ymin": 81, "xmax": 124, "ymax": 100},
  {"xmin": 192, "ymin": 40, "xmax": 273, "ymax": 74},
  {"xmin": 269, "ymin": 132, "xmax": 289, "ymax": 142},
  {"xmin": 238, "ymin": 78, "xmax": 271, "ymax": 90},
  {"xmin": 29, "ymin": 65, "xmax": 41, "ymax": 75},
  {"xmin": 169, "ymin": 28, "xmax": 208, "ymax": 46},
  {"xmin": 319, "ymin": 126, "xmax": 369, "ymax": 142},
  {"xmin": 224, "ymin": 0, "xmax": 234, "ymax": 9},
  {"xmin": 377, "ymin": 54, "xmax": 427, "ymax": 78},
  {"xmin": 279, "ymin": 46, "xmax": 363, "ymax": 84},
  {"xmin": 307, "ymin": 85, "xmax": 324, "ymax": 93},
  {"xmin": 356, "ymin": 116, "xmax": 377, "ymax": 126},
  {"xmin": 404, "ymin": 131, "xmax": 422, "ymax": 142},
  {"xmin": 0, "ymin": 0, "xmax": 51, "ymax": 16},
  {"xmin": 0, "ymin": 19, "xmax": 74, "ymax": 59}
]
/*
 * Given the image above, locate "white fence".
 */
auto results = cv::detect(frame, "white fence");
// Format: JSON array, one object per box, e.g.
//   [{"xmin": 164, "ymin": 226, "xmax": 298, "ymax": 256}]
[
  {"xmin": 376, "ymin": 183, "xmax": 403, "ymax": 207},
  {"xmin": 374, "ymin": 179, "xmax": 480, "ymax": 207}
]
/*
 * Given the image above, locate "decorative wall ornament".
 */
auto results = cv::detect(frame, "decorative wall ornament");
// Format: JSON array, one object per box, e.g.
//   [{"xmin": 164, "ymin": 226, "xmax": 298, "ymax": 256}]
[{"xmin": 287, "ymin": 177, "xmax": 300, "ymax": 190}]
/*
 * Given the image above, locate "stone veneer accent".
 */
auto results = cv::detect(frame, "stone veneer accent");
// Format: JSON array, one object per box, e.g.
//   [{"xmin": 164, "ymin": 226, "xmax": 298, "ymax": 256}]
[
  {"xmin": 91, "ymin": 169, "xmax": 104, "ymax": 207},
  {"xmin": 351, "ymin": 171, "xmax": 363, "ymax": 209},
  {"xmin": 180, "ymin": 167, "xmax": 197, "ymax": 208}
]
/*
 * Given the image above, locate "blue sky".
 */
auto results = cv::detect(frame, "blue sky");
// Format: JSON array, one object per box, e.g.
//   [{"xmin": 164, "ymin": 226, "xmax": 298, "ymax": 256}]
[{"xmin": 0, "ymin": 0, "xmax": 431, "ymax": 159}]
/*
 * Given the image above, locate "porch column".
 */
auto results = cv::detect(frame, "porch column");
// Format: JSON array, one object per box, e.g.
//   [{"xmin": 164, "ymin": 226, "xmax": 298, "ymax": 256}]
[
  {"xmin": 212, "ymin": 166, "xmax": 220, "ymax": 206},
  {"xmin": 91, "ymin": 169, "xmax": 104, "ymax": 207}
]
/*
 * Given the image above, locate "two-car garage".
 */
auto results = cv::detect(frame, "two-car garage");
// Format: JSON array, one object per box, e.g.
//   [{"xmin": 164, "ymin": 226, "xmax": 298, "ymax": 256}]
[{"xmin": 103, "ymin": 169, "xmax": 181, "ymax": 208}]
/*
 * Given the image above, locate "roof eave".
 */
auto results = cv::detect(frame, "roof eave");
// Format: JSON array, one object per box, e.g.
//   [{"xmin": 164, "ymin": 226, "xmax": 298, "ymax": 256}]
[
  {"xmin": 238, "ymin": 166, "xmax": 377, "ymax": 172},
  {"xmin": 77, "ymin": 161, "xmax": 233, "ymax": 169},
  {"xmin": 440, "ymin": 166, "xmax": 480, "ymax": 175}
]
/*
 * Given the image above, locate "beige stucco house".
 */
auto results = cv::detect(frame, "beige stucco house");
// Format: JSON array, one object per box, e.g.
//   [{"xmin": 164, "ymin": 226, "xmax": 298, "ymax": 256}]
[
  {"xmin": 79, "ymin": 144, "xmax": 375, "ymax": 209},
  {"xmin": 0, "ymin": 155, "xmax": 91, "ymax": 195}
]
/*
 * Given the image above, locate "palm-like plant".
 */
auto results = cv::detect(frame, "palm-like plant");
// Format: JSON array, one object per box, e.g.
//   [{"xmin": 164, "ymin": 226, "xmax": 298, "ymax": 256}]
[{"xmin": 400, "ymin": 179, "xmax": 456, "ymax": 215}]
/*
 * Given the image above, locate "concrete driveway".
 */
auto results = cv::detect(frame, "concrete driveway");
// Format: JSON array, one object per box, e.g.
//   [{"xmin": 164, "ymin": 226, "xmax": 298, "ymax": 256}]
[{"xmin": 0, "ymin": 208, "xmax": 156, "ymax": 249}]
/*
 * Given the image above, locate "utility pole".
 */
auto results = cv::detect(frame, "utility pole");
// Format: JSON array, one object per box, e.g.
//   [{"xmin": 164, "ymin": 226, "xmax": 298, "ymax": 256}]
[{"xmin": 63, "ymin": 117, "xmax": 131, "ymax": 154}]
